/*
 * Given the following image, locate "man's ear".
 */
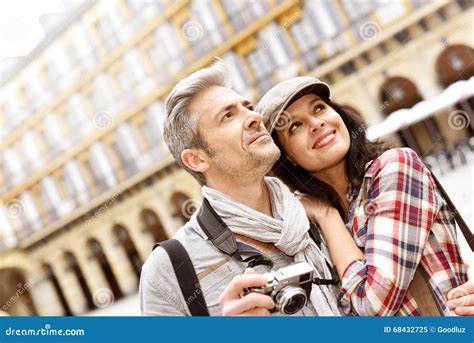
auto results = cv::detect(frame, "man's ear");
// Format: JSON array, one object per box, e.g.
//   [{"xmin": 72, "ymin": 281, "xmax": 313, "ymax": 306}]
[{"xmin": 181, "ymin": 148, "xmax": 210, "ymax": 173}]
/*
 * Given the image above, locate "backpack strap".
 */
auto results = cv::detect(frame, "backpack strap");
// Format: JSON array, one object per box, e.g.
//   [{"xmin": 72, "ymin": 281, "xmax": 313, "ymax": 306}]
[
  {"xmin": 406, "ymin": 165, "xmax": 473, "ymax": 316},
  {"xmin": 153, "ymin": 239, "xmax": 210, "ymax": 316},
  {"xmin": 428, "ymin": 167, "xmax": 474, "ymax": 251},
  {"xmin": 408, "ymin": 268, "xmax": 443, "ymax": 316}
]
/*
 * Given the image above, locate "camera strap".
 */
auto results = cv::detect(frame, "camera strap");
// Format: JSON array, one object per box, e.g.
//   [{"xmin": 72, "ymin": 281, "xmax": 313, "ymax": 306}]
[
  {"xmin": 198, "ymin": 197, "xmax": 338, "ymax": 284},
  {"xmin": 197, "ymin": 197, "xmax": 275, "ymax": 268}
]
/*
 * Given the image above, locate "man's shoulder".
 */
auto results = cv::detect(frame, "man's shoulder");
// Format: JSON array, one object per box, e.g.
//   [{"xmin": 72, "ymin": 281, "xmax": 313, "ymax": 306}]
[{"xmin": 141, "ymin": 223, "xmax": 226, "ymax": 281}]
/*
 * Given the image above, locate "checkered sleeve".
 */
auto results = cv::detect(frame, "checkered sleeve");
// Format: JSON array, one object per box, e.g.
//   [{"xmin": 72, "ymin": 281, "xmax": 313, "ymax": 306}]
[{"xmin": 339, "ymin": 148, "xmax": 439, "ymax": 316}]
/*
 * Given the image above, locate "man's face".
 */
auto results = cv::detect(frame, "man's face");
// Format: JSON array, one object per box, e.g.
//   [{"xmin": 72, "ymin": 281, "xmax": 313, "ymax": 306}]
[{"xmin": 189, "ymin": 86, "xmax": 280, "ymax": 182}]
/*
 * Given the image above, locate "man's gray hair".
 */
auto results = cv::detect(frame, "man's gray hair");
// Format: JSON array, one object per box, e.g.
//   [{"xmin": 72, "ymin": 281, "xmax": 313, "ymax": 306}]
[{"xmin": 163, "ymin": 59, "xmax": 232, "ymax": 185}]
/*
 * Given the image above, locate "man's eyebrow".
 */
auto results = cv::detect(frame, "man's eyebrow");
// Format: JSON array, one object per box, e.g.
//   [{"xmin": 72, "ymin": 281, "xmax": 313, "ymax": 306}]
[
  {"xmin": 214, "ymin": 99, "xmax": 253, "ymax": 120},
  {"xmin": 242, "ymin": 99, "xmax": 253, "ymax": 107},
  {"xmin": 214, "ymin": 102, "xmax": 237, "ymax": 120}
]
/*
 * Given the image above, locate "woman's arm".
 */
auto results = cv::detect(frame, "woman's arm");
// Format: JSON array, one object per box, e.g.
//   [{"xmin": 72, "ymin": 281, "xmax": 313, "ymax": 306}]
[
  {"xmin": 335, "ymin": 148, "xmax": 455, "ymax": 316},
  {"xmin": 299, "ymin": 195, "xmax": 364, "ymax": 279}
]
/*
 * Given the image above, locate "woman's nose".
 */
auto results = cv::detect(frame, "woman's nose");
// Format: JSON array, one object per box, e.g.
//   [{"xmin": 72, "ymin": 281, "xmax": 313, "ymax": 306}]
[{"xmin": 309, "ymin": 118, "xmax": 325, "ymax": 133}]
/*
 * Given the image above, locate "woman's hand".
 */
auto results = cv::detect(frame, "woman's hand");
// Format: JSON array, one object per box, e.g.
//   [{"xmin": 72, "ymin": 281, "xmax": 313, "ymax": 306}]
[
  {"xmin": 296, "ymin": 193, "xmax": 339, "ymax": 223},
  {"xmin": 296, "ymin": 192, "xmax": 364, "ymax": 280}
]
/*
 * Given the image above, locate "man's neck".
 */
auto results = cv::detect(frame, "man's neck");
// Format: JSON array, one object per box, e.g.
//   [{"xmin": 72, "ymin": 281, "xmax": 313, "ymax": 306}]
[{"xmin": 206, "ymin": 176, "xmax": 273, "ymax": 217}]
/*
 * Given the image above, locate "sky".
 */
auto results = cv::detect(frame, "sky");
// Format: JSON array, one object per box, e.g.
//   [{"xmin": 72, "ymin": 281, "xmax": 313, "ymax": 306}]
[{"xmin": 0, "ymin": 0, "xmax": 67, "ymax": 60}]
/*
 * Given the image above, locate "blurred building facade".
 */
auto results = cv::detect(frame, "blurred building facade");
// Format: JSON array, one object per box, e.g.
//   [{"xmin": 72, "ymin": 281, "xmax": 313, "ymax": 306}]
[{"xmin": 0, "ymin": 0, "xmax": 472, "ymax": 315}]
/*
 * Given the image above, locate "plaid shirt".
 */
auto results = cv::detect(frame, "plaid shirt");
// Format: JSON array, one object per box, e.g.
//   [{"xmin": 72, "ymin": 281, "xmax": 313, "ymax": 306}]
[{"xmin": 339, "ymin": 148, "xmax": 468, "ymax": 316}]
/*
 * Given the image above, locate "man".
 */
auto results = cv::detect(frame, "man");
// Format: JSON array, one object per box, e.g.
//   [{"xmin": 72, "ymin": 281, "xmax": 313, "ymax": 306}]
[{"xmin": 139, "ymin": 60, "xmax": 474, "ymax": 316}]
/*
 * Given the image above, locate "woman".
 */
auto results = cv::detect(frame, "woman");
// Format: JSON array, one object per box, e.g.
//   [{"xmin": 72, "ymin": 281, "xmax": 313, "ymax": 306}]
[{"xmin": 256, "ymin": 76, "xmax": 469, "ymax": 316}]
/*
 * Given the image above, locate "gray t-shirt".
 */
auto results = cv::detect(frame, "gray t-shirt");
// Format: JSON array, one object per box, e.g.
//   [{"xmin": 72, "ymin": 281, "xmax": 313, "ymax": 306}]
[{"xmin": 139, "ymin": 215, "xmax": 318, "ymax": 316}]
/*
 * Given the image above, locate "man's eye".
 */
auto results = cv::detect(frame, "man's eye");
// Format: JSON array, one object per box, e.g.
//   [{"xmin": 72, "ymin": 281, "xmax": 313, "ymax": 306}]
[
  {"xmin": 223, "ymin": 112, "xmax": 233, "ymax": 120},
  {"xmin": 246, "ymin": 104, "xmax": 254, "ymax": 111}
]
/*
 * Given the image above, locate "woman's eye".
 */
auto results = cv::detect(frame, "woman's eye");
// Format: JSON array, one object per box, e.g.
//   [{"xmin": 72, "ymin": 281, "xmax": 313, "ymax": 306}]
[
  {"xmin": 289, "ymin": 122, "xmax": 301, "ymax": 134},
  {"xmin": 246, "ymin": 104, "xmax": 254, "ymax": 111},
  {"xmin": 314, "ymin": 104, "xmax": 325, "ymax": 113}
]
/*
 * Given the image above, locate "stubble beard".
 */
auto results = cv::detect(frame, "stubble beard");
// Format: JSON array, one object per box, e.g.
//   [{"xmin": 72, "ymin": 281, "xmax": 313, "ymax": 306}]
[{"xmin": 212, "ymin": 140, "xmax": 281, "ymax": 184}]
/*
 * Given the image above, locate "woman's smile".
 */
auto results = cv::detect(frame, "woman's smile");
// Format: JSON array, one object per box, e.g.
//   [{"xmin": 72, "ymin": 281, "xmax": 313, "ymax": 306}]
[{"xmin": 312, "ymin": 129, "xmax": 337, "ymax": 149}]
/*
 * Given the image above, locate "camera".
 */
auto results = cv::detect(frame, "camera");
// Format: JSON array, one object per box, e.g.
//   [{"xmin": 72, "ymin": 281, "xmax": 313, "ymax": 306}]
[{"xmin": 245, "ymin": 262, "xmax": 314, "ymax": 315}]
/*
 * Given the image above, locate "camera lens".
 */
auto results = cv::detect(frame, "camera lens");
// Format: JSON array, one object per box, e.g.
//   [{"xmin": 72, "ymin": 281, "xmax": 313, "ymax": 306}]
[{"xmin": 275, "ymin": 285, "xmax": 307, "ymax": 315}]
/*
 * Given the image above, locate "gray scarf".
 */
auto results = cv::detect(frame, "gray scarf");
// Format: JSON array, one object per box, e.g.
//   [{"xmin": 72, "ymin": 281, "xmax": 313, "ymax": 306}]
[{"xmin": 202, "ymin": 176, "xmax": 343, "ymax": 316}]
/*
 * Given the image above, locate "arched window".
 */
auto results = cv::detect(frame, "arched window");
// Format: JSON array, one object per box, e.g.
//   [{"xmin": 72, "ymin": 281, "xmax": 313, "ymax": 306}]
[
  {"xmin": 170, "ymin": 192, "xmax": 197, "ymax": 224},
  {"xmin": 380, "ymin": 76, "xmax": 444, "ymax": 154},
  {"xmin": 63, "ymin": 251, "xmax": 95, "ymax": 311},
  {"xmin": 42, "ymin": 263, "xmax": 73, "ymax": 316},
  {"xmin": 0, "ymin": 268, "xmax": 38, "ymax": 315},
  {"xmin": 113, "ymin": 224, "xmax": 142, "ymax": 281},
  {"xmin": 87, "ymin": 239, "xmax": 123, "ymax": 301},
  {"xmin": 436, "ymin": 44, "xmax": 474, "ymax": 136},
  {"xmin": 140, "ymin": 208, "xmax": 168, "ymax": 243},
  {"xmin": 436, "ymin": 44, "xmax": 474, "ymax": 88}
]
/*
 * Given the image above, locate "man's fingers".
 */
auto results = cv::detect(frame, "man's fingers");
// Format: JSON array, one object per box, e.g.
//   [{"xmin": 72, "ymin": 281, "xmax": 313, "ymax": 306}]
[
  {"xmin": 239, "ymin": 307, "xmax": 272, "ymax": 316},
  {"xmin": 223, "ymin": 292, "xmax": 274, "ymax": 315},
  {"xmin": 447, "ymin": 294, "xmax": 474, "ymax": 309},
  {"xmin": 226, "ymin": 274, "xmax": 268, "ymax": 297},
  {"xmin": 447, "ymin": 280, "xmax": 474, "ymax": 300},
  {"xmin": 244, "ymin": 268, "xmax": 257, "ymax": 275}
]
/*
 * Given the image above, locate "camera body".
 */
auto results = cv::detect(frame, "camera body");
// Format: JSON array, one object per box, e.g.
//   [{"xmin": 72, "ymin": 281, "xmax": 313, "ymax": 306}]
[{"xmin": 246, "ymin": 262, "xmax": 314, "ymax": 315}]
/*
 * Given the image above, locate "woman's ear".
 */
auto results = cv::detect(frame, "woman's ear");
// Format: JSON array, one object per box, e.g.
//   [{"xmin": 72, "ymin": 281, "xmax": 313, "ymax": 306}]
[{"xmin": 181, "ymin": 148, "xmax": 209, "ymax": 173}]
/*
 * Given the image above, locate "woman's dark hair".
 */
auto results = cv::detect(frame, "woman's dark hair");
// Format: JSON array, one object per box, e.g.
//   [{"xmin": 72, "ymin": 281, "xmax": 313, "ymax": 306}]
[{"xmin": 271, "ymin": 98, "xmax": 387, "ymax": 220}]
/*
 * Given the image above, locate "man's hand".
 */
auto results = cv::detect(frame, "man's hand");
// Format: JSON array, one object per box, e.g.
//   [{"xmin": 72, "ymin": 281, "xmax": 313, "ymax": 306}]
[
  {"xmin": 447, "ymin": 280, "xmax": 474, "ymax": 316},
  {"xmin": 219, "ymin": 268, "xmax": 274, "ymax": 316}
]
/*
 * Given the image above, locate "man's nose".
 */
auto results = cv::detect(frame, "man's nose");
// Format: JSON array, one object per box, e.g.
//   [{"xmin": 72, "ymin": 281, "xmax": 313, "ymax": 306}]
[{"xmin": 244, "ymin": 111, "xmax": 262, "ymax": 130}]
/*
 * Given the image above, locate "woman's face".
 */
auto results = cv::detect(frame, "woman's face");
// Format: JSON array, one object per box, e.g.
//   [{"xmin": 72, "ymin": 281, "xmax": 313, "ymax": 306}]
[{"xmin": 275, "ymin": 94, "xmax": 351, "ymax": 174}]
